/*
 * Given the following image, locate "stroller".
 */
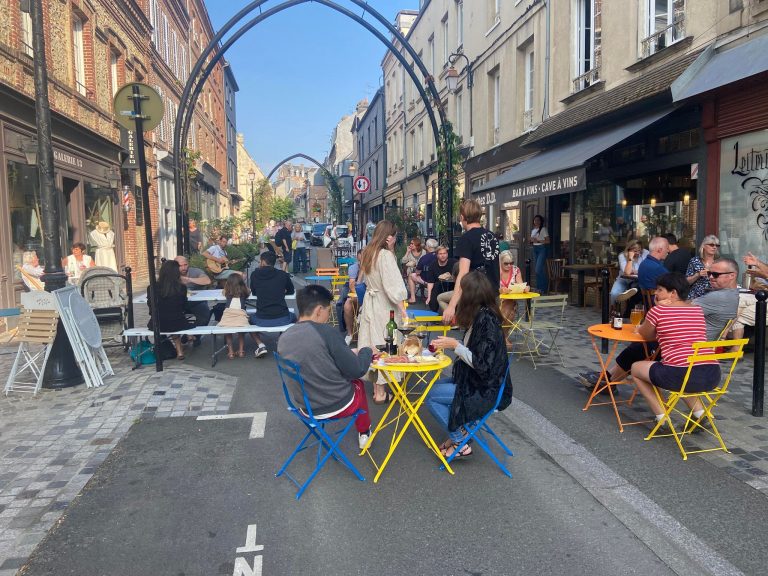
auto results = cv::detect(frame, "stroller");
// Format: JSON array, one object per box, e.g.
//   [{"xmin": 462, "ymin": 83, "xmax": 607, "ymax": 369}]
[{"xmin": 79, "ymin": 266, "xmax": 131, "ymax": 347}]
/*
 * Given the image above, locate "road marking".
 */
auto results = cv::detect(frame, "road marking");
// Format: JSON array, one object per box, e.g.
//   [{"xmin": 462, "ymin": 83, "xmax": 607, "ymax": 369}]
[
  {"xmin": 197, "ymin": 412, "xmax": 267, "ymax": 439},
  {"xmin": 236, "ymin": 524, "xmax": 264, "ymax": 553},
  {"xmin": 234, "ymin": 523, "xmax": 264, "ymax": 576}
]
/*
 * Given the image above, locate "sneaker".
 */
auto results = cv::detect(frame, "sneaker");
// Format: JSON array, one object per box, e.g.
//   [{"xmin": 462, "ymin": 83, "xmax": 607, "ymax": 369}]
[
  {"xmin": 577, "ymin": 371, "xmax": 601, "ymax": 388},
  {"xmin": 615, "ymin": 288, "xmax": 638, "ymax": 303},
  {"xmin": 358, "ymin": 430, "xmax": 371, "ymax": 450},
  {"xmin": 344, "ymin": 334, "xmax": 353, "ymax": 346},
  {"xmin": 254, "ymin": 344, "xmax": 268, "ymax": 358}
]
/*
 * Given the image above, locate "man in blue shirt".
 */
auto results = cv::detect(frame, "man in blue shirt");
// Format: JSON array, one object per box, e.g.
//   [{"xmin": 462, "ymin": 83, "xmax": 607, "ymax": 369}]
[{"xmin": 638, "ymin": 236, "xmax": 669, "ymax": 290}]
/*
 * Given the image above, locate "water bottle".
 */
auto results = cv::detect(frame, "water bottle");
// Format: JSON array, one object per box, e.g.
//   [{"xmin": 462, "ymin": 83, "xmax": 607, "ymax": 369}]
[{"xmin": 743, "ymin": 266, "xmax": 755, "ymax": 290}]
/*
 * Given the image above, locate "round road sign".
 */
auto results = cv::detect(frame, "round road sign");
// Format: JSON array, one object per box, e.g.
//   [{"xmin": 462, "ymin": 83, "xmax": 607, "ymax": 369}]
[
  {"xmin": 113, "ymin": 83, "xmax": 164, "ymax": 131},
  {"xmin": 354, "ymin": 175, "xmax": 371, "ymax": 194}
]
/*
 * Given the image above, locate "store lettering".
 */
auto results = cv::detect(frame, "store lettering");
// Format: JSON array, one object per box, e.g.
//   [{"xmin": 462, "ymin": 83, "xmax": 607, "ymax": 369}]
[
  {"xmin": 477, "ymin": 192, "xmax": 496, "ymax": 206},
  {"xmin": 53, "ymin": 150, "xmax": 84, "ymax": 169},
  {"xmin": 732, "ymin": 140, "xmax": 768, "ymax": 177}
]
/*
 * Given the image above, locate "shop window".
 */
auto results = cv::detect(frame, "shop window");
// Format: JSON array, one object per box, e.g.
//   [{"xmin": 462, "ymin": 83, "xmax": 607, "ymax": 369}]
[
  {"xmin": 7, "ymin": 160, "xmax": 44, "ymax": 279},
  {"xmin": 84, "ymin": 181, "xmax": 114, "ymax": 259},
  {"xmin": 657, "ymin": 129, "xmax": 699, "ymax": 154}
]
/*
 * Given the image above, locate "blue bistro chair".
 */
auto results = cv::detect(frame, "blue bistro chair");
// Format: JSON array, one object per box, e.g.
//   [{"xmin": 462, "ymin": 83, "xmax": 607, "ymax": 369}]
[
  {"xmin": 274, "ymin": 353, "xmax": 366, "ymax": 499},
  {"xmin": 440, "ymin": 361, "xmax": 515, "ymax": 478}
]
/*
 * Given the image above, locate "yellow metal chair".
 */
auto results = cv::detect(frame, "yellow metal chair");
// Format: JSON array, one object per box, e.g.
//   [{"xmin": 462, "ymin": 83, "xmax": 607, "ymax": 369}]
[
  {"xmin": 328, "ymin": 275, "xmax": 349, "ymax": 327},
  {"xmin": 516, "ymin": 294, "xmax": 568, "ymax": 368},
  {"xmin": 645, "ymin": 338, "xmax": 748, "ymax": 460}
]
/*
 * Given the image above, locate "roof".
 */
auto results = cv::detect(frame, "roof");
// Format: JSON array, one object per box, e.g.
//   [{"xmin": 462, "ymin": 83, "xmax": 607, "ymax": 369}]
[
  {"xmin": 672, "ymin": 33, "xmax": 768, "ymax": 102},
  {"xmin": 523, "ymin": 49, "xmax": 702, "ymax": 146}
]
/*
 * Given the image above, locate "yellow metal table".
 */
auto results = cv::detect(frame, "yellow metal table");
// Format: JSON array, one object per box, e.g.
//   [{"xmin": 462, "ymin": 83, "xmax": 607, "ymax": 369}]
[{"xmin": 362, "ymin": 354, "xmax": 453, "ymax": 482}]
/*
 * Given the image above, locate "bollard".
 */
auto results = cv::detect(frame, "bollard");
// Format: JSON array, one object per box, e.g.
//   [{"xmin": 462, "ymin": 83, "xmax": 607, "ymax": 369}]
[
  {"xmin": 525, "ymin": 259, "xmax": 532, "ymax": 289},
  {"xmin": 752, "ymin": 290, "xmax": 767, "ymax": 417},
  {"xmin": 601, "ymin": 268, "xmax": 610, "ymax": 353},
  {"xmin": 125, "ymin": 266, "xmax": 134, "ymax": 329}
]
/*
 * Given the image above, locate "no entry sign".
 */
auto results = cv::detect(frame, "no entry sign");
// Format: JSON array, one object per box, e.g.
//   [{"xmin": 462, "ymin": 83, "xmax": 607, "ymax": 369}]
[{"xmin": 354, "ymin": 175, "xmax": 371, "ymax": 194}]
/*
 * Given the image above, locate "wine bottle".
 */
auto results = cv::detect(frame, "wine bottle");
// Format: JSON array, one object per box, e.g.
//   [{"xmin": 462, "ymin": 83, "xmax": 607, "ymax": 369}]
[{"xmin": 386, "ymin": 310, "xmax": 397, "ymax": 340}]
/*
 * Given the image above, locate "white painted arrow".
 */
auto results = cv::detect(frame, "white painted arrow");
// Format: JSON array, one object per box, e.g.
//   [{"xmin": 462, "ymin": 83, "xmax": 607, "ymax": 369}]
[{"xmin": 197, "ymin": 412, "xmax": 267, "ymax": 439}]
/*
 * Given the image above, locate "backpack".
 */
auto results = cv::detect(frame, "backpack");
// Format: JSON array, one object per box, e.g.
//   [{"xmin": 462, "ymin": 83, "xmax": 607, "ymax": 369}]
[{"xmin": 129, "ymin": 340, "xmax": 156, "ymax": 365}]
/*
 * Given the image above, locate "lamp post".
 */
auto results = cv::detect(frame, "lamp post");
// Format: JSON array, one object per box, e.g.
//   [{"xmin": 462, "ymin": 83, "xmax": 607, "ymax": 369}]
[
  {"xmin": 25, "ymin": 0, "xmax": 81, "ymax": 387},
  {"xmin": 248, "ymin": 168, "xmax": 256, "ymax": 241}
]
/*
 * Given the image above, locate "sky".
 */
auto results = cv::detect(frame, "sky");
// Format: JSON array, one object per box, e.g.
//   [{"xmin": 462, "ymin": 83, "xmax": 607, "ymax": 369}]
[{"xmin": 204, "ymin": 0, "xmax": 418, "ymax": 176}]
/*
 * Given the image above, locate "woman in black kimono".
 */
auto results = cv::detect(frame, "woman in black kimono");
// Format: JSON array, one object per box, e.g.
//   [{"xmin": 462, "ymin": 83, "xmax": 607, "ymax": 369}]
[{"xmin": 425, "ymin": 270, "xmax": 512, "ymax": 459}]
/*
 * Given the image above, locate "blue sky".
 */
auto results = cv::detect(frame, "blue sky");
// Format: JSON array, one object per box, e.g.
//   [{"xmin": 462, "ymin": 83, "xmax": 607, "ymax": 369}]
[{"xmin": 205, "ymin": 0, "xmax": 417, "ymax": 175}]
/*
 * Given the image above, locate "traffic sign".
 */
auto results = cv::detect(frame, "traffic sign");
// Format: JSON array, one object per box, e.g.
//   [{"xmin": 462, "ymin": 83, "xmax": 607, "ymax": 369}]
[
  {"xmin": 113, "ymin": 83, "xmax": 164, "ymax": 131},
  {"xmin": 354, "ymin": 175, "xmax": 371, "ymax": 194}
]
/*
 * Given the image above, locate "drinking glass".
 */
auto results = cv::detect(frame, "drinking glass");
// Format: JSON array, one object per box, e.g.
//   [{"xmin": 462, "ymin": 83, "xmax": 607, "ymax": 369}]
[{"xmin": 630, "ymin": 305, "xmax": 645, "ymax": 326}]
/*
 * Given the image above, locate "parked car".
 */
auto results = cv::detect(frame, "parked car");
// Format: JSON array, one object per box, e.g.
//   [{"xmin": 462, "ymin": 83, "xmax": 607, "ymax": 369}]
[
  {"xmin": 302, "ymin": 223, "xmax": 312, "ymax": 242},
  {"xmin": 310, "ymin": 223, "xmax": 330, "ymax": 246}
]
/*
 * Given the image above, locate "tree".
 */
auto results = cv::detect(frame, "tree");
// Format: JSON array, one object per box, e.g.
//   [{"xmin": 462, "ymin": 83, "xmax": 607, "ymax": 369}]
[
  {"xmin": 243, "ymin": 178, "xmax": 273, "ymax": 230},
  {"xmin": 269, "ymin": 196, "xmax": 295, "ymax": 221}
]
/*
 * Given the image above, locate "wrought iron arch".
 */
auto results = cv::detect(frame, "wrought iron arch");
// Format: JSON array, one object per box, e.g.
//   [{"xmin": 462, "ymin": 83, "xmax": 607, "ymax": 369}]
[
  {"xmin": 173, "ymin": 0, "xmax": 454, "ymax": 255},
  {"xmin": 265, "ymin": 153, "xmax": 328, "ymax": 182}
]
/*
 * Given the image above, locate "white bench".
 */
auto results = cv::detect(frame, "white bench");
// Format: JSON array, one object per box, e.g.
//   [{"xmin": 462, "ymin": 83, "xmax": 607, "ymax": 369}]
[{"xmin": 123, "ymin": 324, "xmax": 292, "ymax": 367}]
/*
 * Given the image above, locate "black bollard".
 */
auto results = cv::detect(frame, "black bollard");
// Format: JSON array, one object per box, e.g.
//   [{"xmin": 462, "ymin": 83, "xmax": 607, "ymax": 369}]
[
  {"xmin": 752, "ymin": 290, "xmax": 767, "ymax": 417},
  {"xmin": 125, "ymin": 266, "xmax": 134, "ymax": 329},
  {"xmin": 601, "ymin": 268, "xmax": 610, "ymax": 353},
  {"xmin": 525, "ymin": 259, "xmax": 532, "ymax": 289}
]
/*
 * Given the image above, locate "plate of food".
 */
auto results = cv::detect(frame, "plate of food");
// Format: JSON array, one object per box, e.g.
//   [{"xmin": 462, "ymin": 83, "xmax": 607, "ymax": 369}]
[{"xmin": 379, "ymin": 355, "xmax": 441, "ymax": 366}]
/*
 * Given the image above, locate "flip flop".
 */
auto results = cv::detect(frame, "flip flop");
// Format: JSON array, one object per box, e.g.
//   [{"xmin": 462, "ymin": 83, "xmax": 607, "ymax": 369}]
[{"xmin": 177, "ymin": 354, "xmax": 185, "ymax": 361}]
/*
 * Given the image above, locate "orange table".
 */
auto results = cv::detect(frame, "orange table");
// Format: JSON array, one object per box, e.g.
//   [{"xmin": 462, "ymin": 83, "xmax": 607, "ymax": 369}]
[{"xmin": 583, "ymin": 323, "xmax": 656, "ymax": 432}]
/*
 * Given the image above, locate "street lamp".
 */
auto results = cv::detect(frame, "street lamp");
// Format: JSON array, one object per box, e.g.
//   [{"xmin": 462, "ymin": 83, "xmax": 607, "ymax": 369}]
[
  {"xmin": 248, "ymin": 168, "xmax": 256, "ymax": 241},
  {"xmin": 446, "ymin": 52, "xmax": 473, "ymax": 92}
]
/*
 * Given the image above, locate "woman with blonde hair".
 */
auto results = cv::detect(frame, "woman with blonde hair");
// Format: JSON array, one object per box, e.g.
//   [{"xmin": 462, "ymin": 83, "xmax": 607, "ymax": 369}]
[
  {"xmin": 686, "ymin": 234, "xmax": 720, "ymax": 299},
  {"xmin": 357, "ymin": 220, "xmax": 408, "ymax": 404},
  {"xmin": 498, "ymin": 250, "xmax": 527, "ymax": 335}
]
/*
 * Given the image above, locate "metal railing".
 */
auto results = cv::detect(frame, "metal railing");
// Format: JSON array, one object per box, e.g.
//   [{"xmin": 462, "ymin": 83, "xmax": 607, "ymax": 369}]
[
  {"xmin": 572, "ymin": 66, "xmax": 600, "ymax": 93},
  {"xmin": 522, "ymin": 109, "xmax": 534, "ymax": 132},
  {"xmin": 641, "ymin": 16, "xmax": 685, "ymax": 58}
]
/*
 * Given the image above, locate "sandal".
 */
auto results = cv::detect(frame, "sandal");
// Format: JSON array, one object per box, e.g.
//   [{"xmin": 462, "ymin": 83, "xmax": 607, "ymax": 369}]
[
  {"xmin": 372, "ymin": 390, "xmax": 394, "ymax": 405},
  {"xmin": 237, "ymin": 350, "xmax": 246, "ymax": 358},
  {"xmin": 441, "ymin": 442, "xmax": 472, "ymax": 459},
  {"xmin": 227, "ymin": 351, "xmax": 235, "ymax": 360},
  {"xmin": 177, "ymin": 354, "xmax": 185, "ymax": 361}
]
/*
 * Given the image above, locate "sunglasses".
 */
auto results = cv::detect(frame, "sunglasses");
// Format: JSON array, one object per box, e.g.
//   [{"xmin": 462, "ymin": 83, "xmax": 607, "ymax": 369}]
[
  {"xmin": 706, "ymin": 271, "xmax": 733, "ymax": 278},
  {"xmin": 705, "ymin": 243, "xmax": 721, "ymax": 248}
]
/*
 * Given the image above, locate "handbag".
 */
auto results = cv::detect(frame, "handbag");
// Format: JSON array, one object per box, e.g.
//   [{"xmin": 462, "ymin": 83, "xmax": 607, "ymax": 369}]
[
  {"xmin": 130, "ymin": 340, "xmax": 156, "ymax": 365},
  {"xmin": 291, "ymin": 239, "xmax": 298, "ymax": 250}
]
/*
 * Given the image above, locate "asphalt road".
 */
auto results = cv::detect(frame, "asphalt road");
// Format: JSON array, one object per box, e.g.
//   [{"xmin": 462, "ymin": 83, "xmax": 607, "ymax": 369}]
[{"xmin": 20, "ymin": 340, "xmax": 679, "ymax": 576}]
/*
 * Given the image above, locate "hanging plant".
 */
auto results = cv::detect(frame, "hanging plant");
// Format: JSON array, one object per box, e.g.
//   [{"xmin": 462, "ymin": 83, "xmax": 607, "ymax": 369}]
[{"xmin": 435, "ymin": 122, "xmax": 461, "ymax": 244}]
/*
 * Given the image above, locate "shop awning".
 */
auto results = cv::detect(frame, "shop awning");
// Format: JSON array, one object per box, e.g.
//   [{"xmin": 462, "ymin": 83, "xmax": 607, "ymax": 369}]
[
  {"xmin": 672, "ymin": 34, "xmax": 768, "ymax": 102},
  {"xmin": 472, "ymin": 107, "xmax": 673, "ymax": 203}
]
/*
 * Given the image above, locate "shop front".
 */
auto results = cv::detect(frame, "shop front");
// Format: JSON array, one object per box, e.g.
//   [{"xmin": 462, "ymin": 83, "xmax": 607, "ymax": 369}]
[
  {"xmin": 472, "ymin": 106, "xmax": 705, "ymax": 271},
  {"xmin": 0, "ymin": 124, "xmax": 122, "ymax": 308}
]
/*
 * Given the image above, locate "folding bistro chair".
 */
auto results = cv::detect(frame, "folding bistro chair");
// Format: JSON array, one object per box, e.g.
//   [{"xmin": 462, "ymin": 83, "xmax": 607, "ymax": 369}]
[
  {"xmin": 441, "ymin": 361, "xmax": 514, "ymax": 477},
  {"xmin": 517, "ymin": 294, "xmax": 568, "ymax": 368},
  {"xmin": 645, "ymin": 338, "xmax": 748, "ymax": 460},
  {"xmin": 641, "ymin": 289, "xmax": 656, "ymax": 310},
  {"xmin": 328, "ymin": 275, "xmax": 349, "ymax": 327},
  {"xmin": 4, "ymin": 307, "xmax": 59, "ymax": 395},
  {"xmin": 274, "ymin": 353, "xmax": 365, "ymax": 499},
  {"xmin": 546, "ymin": 258, "xmax": 571, "ymax": 295}
]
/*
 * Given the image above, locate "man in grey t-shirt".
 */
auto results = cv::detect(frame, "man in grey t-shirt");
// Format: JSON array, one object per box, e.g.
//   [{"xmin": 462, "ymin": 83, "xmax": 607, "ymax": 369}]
[
  {"xmin": 175, "ymin": 256, "xmax": 211, "ymax": 327},
  {"xmin": 277, "ymin": 284, "xmax": 373, "ymax": 450},
  {"xmin": 692, "ymin": 257, "xmax": 740, "ymax": 340}
]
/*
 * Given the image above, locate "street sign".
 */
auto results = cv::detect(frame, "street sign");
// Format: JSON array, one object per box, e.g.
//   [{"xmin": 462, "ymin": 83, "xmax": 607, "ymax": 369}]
[
  {"xmin": 113, "ymin": 83, "xmax": 164, "ymax": 131},
  {"xmin": 354, "ymin": 175, "xmax": 371, "ymax": 194}
]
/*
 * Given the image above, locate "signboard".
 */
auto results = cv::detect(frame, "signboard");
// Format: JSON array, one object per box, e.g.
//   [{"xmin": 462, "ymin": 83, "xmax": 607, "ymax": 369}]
[
  {"xmin": 472, "ymin": 167, "xmax": 586, "ymax": 206},
  {"xmin": 120, "ymin": 128, "xmax": 138, "ymax": 169},
  {"xmin": 354, "ymin": 175, "xmax": 371, "ymax": 194},
  {"xmin": 113, "ymin": 83, "xmax": 164, "ymax": 132}
]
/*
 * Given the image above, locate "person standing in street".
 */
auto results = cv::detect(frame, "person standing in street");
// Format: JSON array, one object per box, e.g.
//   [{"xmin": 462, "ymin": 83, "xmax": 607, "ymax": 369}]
[
  {"xmin": 275, "ymin": 220, "xmax": 293, "ymax": 273},
  {"xmin": 529, "ymin": 214, "xmax": 549, "ymax": 294},
  {"xmin": 442, "ymin": 199, "xmax": 500, "ymax": 325},
  {"xmin": 291, "ymin": 223, "xmax": 308, "ymax": 274}
]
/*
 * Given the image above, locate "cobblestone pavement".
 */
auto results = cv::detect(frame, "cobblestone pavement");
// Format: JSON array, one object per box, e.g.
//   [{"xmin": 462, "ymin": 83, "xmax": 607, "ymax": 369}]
[
  {"xmin": 0, "ymin": 346, "xmax": 236, "ymax": 576},
  {"xmin": 517, "ymin": 303, "xmax": 768, "ymax": 495}
]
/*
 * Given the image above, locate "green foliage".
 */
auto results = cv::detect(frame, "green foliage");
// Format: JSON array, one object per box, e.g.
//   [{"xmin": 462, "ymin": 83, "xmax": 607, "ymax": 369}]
[
  {"xmin": 385, "ymin": 206, "xmax": 421, "ymax": 242},
  {"xmin": 201, "ymin": 216, "xmax": 243, "ymax": 243},
  {"xmin": 436, "ymin": 122, "xmax": 461, "ymax": 244},
  {"xmin": 324, "ymin": 171, "xmax": 343, "ymax": 223},
  {"xmin": 243, "ymin": 178, "xmax": 274, "ymax": 231},
  {"xmin": 182, "ymin": 148, "xmax": 201, "ymax": 184},
  {"xmin": 223, "ymin": 242, "xmax": 261, "ymax": 271},
  {"xmin": 269, "ymin": 196, "xmax": 296, "ymax": 221}
]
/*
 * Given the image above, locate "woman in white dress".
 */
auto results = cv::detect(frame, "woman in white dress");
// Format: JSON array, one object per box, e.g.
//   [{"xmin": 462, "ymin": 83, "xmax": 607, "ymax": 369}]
[
  {"xmin": 357, "ymin": 220, "xmax": 408, "ymax": 404},
  {"xmin": 89, "ymin": 221, "xmax": 117, "ymax": 271}
]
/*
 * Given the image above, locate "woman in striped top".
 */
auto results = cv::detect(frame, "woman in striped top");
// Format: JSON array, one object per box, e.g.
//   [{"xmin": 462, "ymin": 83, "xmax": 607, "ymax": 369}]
[{"xmin": 630, "ymin": 272, "xmax": 721, "ymax": 425}]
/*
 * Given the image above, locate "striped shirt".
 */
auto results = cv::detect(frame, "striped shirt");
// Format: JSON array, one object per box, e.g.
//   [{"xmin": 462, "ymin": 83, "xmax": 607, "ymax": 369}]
[{"xmin": 645, "ymin": 304, "xmax": 717, "ymax": 367}]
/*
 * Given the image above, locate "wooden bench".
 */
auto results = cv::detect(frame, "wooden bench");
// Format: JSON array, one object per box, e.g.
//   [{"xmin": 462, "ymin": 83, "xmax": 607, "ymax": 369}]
[{"xmin": 123, "ymin": 323, "xmax": 292, "ymax": 368}]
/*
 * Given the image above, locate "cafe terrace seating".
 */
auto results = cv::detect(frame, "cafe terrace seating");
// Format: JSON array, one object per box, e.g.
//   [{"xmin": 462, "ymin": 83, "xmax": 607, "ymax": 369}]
[
  {"xmin": 274, "ymin": 353, "xmax": 366, "ymax": 499},
  {"xmin": 645, "ymin": 338, "xmax": 748, "ymax": 460}
]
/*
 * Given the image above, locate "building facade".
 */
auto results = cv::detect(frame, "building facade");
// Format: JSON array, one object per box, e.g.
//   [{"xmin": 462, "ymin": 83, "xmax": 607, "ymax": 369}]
[
  {"xmin": 223, "ymin": 61, "xmax": 240, "ymax": 217},
  {"xmin": 355, "ymin": 87, "xmax": 386, "ymax": 233},
  {"xmin": 0, "ymin": 0, "xmax": 152, "ymax": 307}
]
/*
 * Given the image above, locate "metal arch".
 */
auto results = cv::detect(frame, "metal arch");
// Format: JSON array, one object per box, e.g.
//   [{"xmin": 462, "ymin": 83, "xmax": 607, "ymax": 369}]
[
  {"xmin": 173, "ymin": 0, "xmax": 453, "ymax": 254},
  {"xmin": 265, "ymin": 153, "xmax": 329, "ymax": 182}
]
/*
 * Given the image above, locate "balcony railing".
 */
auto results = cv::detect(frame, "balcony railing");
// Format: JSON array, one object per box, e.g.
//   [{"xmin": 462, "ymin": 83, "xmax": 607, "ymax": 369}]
[
  {"xmin": 641, "ymin": 16, "xmax": 685, "ymax": 58},
  {"xmin": 522, "ymin": 109, "xmax": 534, "ymax": 132},
  {"xmin": 572, "ymin": 65, "xmax": 600, "ymax": 93}
]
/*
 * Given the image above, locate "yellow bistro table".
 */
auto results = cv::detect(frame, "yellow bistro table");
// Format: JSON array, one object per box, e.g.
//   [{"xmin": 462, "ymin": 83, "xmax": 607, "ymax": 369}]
[{"xmin": 362, "ymin": 354, "xmax": 453, "ymax": 482}]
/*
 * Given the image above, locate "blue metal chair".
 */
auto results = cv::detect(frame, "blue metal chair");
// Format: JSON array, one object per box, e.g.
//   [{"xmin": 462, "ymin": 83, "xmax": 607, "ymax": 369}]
[
  {"xmin": 440, "ymin": 362, "xmax": 514, "ymax": 478},
  {"xmin": 274, "ymin": 353, "xmax": 366, "ymax": 499}
]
